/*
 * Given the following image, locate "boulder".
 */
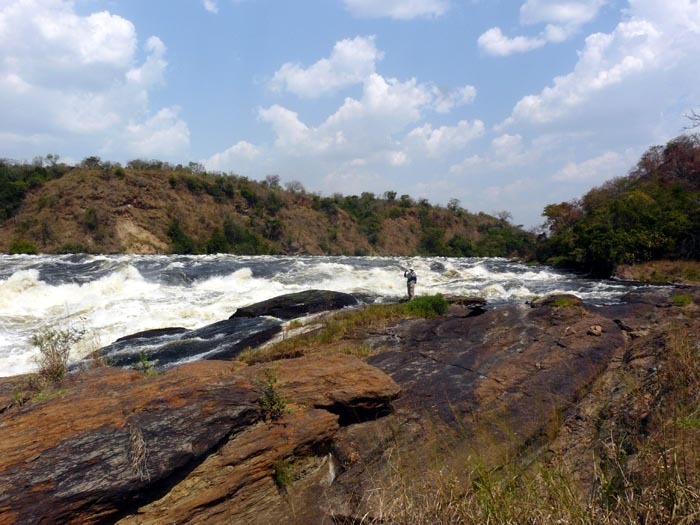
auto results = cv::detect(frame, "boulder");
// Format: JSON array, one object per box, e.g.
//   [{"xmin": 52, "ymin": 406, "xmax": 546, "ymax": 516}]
[
  {"xmin": 529, "ymin": 293, "xmax": 583, "ymax": 308},
  {"xmin": 230, "ymin": 289, "xmax": 360, "ymax": 320},
  {"xmin": 89, "ymin": 317, "xmax": 282, "ymax": 369}
]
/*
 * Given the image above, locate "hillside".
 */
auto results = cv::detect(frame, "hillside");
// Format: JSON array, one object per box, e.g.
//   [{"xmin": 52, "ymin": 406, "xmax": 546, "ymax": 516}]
[
  {"xmin": 0, "ymin": 158, "xmax": 533, "ymax": 257},
  {"xmin": 537, "ymin": 134, "xmax": 700, "ymax": 276}
]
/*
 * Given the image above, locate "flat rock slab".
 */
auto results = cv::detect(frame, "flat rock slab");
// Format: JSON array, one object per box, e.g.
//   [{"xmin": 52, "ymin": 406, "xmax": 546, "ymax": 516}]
[
  {"xmin": 230, "ymin": 289, "xmax": 360, "ymax": 320},
  {"xmin": 0, "ymin": 355, "xmax": 399, "ymax": 525}
]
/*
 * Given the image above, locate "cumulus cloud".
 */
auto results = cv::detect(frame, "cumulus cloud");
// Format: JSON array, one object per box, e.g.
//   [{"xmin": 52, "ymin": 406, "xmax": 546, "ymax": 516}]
[
  {"xmin": 123, "ymin": 108, "xmax": 190, "ymax": 158},
  {"xmin": 552, "ymin": 151, "xmax": 631, "ymax": 182},
  {"xmin": 478, "ymin": 28, "xmax": 546, "ymax": 56},
  {"xmin": 204, "ymin": 141, "xmax": 261, "ymax": 171},
  {"xmin": 0, "ymin": 0, "xmax": 189, "ymax": 161},
  {"xmin": 405, "ymin": 120, "xmax": 485, "ymax": 157},
  {"xmin": 343, "ymin": 0, "xmax": 449, "ymax": 20},
  {"xmin": 270, "ymin": 36, "xmax": 383, "ymax": 97},
  {"xmin": 450, "ymin": 134, "xmax": 534, "ymax": 174},
  {"xmin": 260, "ymin": 71, "xmax": 476, "ymax": 165},
  {"xmin": 503, "ymin": 0, "xmax": 700, "ymax": 128},
  {"xmin": 432, "ymin": 85, "xmax": 477, "ymax": 113},
  {"xmin": 479, "ymin": 0, "xmax": 607, "ymax": 56}
]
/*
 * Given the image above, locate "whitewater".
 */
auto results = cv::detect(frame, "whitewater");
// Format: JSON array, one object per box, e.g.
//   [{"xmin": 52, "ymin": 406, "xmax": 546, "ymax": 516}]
[{"xmin": 0, "ymin": 254, "xmax": 651, "ymax": 377}]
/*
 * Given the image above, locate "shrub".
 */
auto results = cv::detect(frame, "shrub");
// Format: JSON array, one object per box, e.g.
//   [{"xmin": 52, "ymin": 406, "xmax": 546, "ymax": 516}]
[
  {"xmin": 256, "ymin": 367, "xmax": 289, "ymax": 421},
  {"xmin": 9, "ymin": 239, "xmax": 37, "ymax": 254},
  {"xmin": 671, "ymin": 294, "xmax": 693, "ymax": 307},
  {"xmin": 134, "ymin": 352, "xmax": 158, "ymax": 377},
  {"xmin": 399, "ymin": 294, "xmax": 449, "ymax": 317},
  {"xmin": 31, "ymin": 327, "xmax": 84, "ymax": 382},
  {"xmin": 272, "ymin": 458, "xmax": 295, "ymax": 489}
]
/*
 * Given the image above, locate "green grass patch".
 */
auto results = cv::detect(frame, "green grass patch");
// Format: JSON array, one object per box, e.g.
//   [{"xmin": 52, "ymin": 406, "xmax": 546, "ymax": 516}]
[
  {"xmin": 238, "ymin": 295, "xmax": 449, "ymax": 364},
  {"xmin": 671, "ymin": 294, "xmax": 693, "ymax": 307},
  {"xmin": 550, "ymin": 297, "xmax": 577, "ymax": 308}
]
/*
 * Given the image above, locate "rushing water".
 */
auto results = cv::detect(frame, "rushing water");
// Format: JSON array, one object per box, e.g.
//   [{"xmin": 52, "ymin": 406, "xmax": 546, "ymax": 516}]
[{"xmin": 0, "ymin": 254, "xmax": 652, "ymax": 377}]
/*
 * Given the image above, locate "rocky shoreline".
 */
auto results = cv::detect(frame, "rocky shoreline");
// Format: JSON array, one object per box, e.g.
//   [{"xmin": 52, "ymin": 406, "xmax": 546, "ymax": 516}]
[{"xmin": 1, "ymin": 286, "xmax": 698, "ymax": 524}]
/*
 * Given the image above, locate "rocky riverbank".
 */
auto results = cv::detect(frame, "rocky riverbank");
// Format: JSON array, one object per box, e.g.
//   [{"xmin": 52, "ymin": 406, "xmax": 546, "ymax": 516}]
[{"xmin": 1, "ymin": 286, "xmax": 698, "ymax": 524}]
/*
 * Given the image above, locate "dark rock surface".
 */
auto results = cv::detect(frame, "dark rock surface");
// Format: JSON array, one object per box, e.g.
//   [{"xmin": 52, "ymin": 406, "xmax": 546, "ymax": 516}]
[
  {"xmin": 321, "ymin": 287, "xmax": 699, "ymax": 520},
  {"xmin": 230, "ymin": 289, "xmax": 360, "ymax": 320},
  {"xmin": 89, "ymin": 317, "xmax": 282, "ymax": 369}
]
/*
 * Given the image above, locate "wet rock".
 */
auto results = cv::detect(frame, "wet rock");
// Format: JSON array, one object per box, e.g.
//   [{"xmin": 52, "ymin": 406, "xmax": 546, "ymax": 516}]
[
  {"xmin": 529, "ymin": 293, "xmax": 583, "ymax": 308},
  {"xmin": 90, "ymin": 317, "xmax": 282, "ymax": 369},
  {"xmin": 231, "ymin": 289, "xmax": 360, "ymax": 320}
]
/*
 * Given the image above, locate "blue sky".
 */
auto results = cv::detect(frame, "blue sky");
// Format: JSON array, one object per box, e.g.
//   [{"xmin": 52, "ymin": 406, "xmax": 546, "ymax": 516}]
[{"xmin": 1, "ymin": 1, "xmax": 699, "ymax": 227}]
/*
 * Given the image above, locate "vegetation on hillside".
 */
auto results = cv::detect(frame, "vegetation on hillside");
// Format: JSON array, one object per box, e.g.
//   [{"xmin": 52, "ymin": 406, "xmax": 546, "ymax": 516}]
[
  {"xmin": 0, "ymin": 156, "xmax": 534, "ymax": 257},
  {"xmin": 537, "ymin": 134, "xmax": 700, "ymax": 276}
]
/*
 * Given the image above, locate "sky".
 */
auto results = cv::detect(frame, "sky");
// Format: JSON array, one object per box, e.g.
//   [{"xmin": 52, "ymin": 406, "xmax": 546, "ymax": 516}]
[{"xmin": 1, "ymin": 0, "xmax": 699, "ymax": 228}]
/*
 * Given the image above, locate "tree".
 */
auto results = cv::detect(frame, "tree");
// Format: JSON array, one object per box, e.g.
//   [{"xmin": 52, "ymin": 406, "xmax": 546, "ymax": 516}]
[
  {"xmin": 285, "ymin": 180, "xmax": 306, "ymax": 193},
  {"xmin": 684, "ymin": 107, "xmax": 700, "ymax": 129},
  {"xmin": 81, "ymin": 156, "xmax": 102, "ymax": 169},
  {"xmin": 264, "ymin": 174, "xmax": 281, "ymax": 189},
  {"xmin": 447, "ymin": 198, "xmax": 461, "ymax": 212}
]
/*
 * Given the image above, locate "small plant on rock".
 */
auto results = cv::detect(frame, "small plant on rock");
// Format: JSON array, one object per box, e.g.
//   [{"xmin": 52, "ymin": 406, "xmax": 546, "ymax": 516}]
[
  {"xmin": 256, "ymin": 367, "xmax": 289, "ymax": 422},
  {"xmin": 31, "ymin": 326, "xmax": 84, "ymax": 383},
  {"xmin": 272, "ymin": 458, "xmax": 296, "ymax": 490},
  {"xmin": 133, "ymin": 352, "xmax": 158, "ymax": 377}
]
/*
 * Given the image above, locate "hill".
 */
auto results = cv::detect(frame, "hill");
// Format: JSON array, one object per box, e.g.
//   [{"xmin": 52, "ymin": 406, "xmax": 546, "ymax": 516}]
[
  {"xmin": 537, "ymin": 134, "xmax": 700, "ymax": 277},
  {"xmin": 0, "ymin": 157, "xmax": 533, "ymax": 257}
]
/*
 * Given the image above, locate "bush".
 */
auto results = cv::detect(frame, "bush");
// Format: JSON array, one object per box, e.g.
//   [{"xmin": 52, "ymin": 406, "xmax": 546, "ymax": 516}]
[
  {"xmin": 671, "ymin": 294, "xmax": 693, "ymax": 307},
  {"xmin": 256, "ymin": 367, "xmax": 289, "ymax": 421},
  {"xmin": 272, "ymin": 458, "xmax": 295, "ymax": 489},
  {"xmin": 399, "ymin": 294, "xmax": 449, "ymax": 317},
  {"xmin": 31, "ymin": 327, "xmax": 84, "ymax": 382},
  {"xmin": 9, "ymin": 239, "xmax": 38, "ymax": 254}
]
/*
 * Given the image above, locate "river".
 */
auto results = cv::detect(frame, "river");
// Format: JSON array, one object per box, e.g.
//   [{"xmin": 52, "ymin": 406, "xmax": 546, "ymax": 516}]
[{"xmin": 0, "ymin": 254, "xmax": 653, "ymax": 377}]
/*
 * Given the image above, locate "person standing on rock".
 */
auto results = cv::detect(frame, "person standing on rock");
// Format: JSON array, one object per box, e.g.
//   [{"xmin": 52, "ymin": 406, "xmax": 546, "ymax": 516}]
[{"xmin": 403, "ymin": 268, "xmax": 417, "ymax": 301}]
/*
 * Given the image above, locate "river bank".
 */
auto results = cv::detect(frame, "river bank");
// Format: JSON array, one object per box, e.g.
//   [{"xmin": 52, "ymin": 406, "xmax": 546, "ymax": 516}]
[{"xmin": 1, "ymin": 284, "xmax": 698, "ymax": 523}]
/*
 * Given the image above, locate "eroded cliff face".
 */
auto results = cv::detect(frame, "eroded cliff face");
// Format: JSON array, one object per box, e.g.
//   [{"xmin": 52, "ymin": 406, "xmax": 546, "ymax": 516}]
[{"xmin": 1, "ymin": 287, "xmax": 698, "ymax": 524}]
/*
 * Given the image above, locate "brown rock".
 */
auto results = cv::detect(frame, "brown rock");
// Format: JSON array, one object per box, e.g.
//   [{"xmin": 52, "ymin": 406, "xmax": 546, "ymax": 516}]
[{"xmin": 0, "ymin": 355, "xmax": 399, "ymax": 525}]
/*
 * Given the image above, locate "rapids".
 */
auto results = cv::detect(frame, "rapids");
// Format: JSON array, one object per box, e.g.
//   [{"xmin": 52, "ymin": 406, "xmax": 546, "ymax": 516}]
[{"xmin": 0, "ymin": 254, "xmax": 654, "ymax": 377}]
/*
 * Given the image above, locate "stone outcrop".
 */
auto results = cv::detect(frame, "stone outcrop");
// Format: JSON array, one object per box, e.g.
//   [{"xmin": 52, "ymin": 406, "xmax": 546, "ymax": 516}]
[
  {"xmin": 230, "ymin": 289, "xmax": 360, "ymax": 320},
  {"xmin": 0, "ymin": 355, "xmax": 399, "ymax": 525},
  {"xmin": 2, "ymin": 286, "xmax": 697, "ymax": 524},
  {"xmin": 89, "ymin": 317, "xmax": 283, "ymax": 369}
]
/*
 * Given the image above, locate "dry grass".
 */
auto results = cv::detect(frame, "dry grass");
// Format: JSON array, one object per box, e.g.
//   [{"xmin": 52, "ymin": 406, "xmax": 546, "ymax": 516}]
[
  {"xmin": 619, "ymin": 260, "xmax": 700, "ymax": 284},
  {"xmin": 352, "ymin": 325, "xmax": 700, "ymax": 525},
  {"xmin": 237, "ymin": 296, "xmax": 448, "ymax": 365}
]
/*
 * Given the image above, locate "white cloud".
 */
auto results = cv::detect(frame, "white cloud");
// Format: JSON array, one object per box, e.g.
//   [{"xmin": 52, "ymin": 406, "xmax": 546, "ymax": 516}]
[
  {"xmin": 478, "ymin": 28, "xmax": 546, "ymax": 56},
  {"xmin": 126, "ymin": 37, "xmax": 167, "ymax": 88},
  {"xmin": 450, "ymin": 133, "xmax": 534, "ymax": 174},
  {"xmin": 520, "ymin": 0, "xmax": 607, "ymax": 26},
  {"xmin": 432, "ymin": 85, "xmax": 477, "ymax": 113},
  {"xmin": 552, "ymin": 150, "xmax": 631, "ymax": 182},
  {"xmin": 204, "ymin": 141, "xmax": 261, "ymax": 171},
  {"xmin": 123, "ymin": 108, "xmax": 190, "ymax": 158},
  {"xmin": 202, "ymin": 0, "xmax": 218, "ymax": 13},
  {"xmin": 503, "ymin": 1, "xmax": 700, "ymax": 128},
  {"xmin": 479, "ymin": 0, "xmax": 607, "ymax": 56},
  {"xmin": 406, "ymin": 120, "xmax": 485, "ymax": 157},
  {"xmin": 0, "ymin": 0, "xmax": 190, "ymax": 161},
  {"xmin": 270, "ymin": 36, "xmax": 383, "ymax": 97},
  {"xmin": 343, "ymin": 0, "xmax": 449, "ymax": 20},
  {"xmin": 261, "ymin": 73, "xmax": 448, "ymax": 160}
]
